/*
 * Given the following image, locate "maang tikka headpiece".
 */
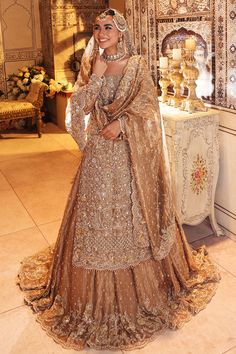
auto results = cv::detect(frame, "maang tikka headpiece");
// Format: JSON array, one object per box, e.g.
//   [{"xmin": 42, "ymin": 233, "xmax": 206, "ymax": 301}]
[{"xmin": 98, "ymin": 8, "xmax": 127, "ymax": 32}]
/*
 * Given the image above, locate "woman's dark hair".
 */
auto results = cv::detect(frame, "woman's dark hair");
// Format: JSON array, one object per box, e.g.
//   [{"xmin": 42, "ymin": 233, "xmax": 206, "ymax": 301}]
[{"xmin": 104, "ymin": 8, "xmax": 115, "ymax": 17}]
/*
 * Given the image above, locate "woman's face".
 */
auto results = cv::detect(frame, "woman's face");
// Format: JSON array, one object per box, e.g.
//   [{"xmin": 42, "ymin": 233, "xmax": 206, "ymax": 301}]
[{"xmin": 93, "ymin": 15, "xmax": 121, "ymax": 51}]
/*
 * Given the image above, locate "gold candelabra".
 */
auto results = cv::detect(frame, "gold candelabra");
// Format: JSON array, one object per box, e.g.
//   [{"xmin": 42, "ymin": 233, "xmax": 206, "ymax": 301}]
[
  {"xmin": 168, "ymin": 59, "xmax": 183, "ymax": 108},
  {"xmin": 158, "ymin": 38, "xmax": 208, "ymax": 114},
  {"xmin": 181, "ymin": 49, "xmax": 207, "ymax": 113},
  {"xmin": 158, "ymin": 68, "xmax": 171, "ymax": 103}
]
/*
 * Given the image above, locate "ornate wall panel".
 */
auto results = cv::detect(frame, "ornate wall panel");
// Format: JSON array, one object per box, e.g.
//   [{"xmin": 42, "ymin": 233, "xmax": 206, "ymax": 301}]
[
  {"xmin": 226, "ymin": 0, "xmax": 236, "ymax": 109},
  {"xmin": 157, "ymin": 0, "xmax": 211, "ymax": 18},
  {"xmin": 125, "ymin": 0, "xmax": 157, "ymax": 82},
  {"xmin": 125, "ymin": 0, "xmax": 236, "ymax": 238},
  {"xmin": 0, "ymin": 0, "xmax": 42, "ymax": 96},
  {"xmin": 158, "ymin": 21, "xmax": 212, "ymax": 59},
  {"xmin": 215, "ymin": 0, "xmax": 236, "ymax": 110},
  {"xmin": 126, "ymin": 0, "xmax": 235, "ymax": 110}
]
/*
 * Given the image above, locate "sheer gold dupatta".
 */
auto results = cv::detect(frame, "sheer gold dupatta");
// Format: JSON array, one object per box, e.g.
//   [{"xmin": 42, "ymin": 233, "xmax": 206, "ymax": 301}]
[{"xmin": 97, "ymin": 55, "xmax": 176, "ymax": 261}]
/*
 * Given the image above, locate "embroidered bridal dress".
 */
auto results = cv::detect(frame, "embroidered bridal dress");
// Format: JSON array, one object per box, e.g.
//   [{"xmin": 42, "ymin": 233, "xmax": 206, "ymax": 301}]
[{"xmin": 17, "ymin": 9, "xmax": 220, "ymax": 351}]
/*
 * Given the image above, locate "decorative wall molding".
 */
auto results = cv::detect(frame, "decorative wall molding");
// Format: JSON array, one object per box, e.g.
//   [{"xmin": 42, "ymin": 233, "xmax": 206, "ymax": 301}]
[
  {"xmin": 0, "ymin": 0, "xmax": 42, "ymax": 96},
  {"xmin": 53, "ymin": 0, "xmax": 107, "ymax": 9},
  {"xmin": 4, "ymin": 50, "xmax": 42, "ymax": 61},
  {"xmin": 156, "ymin": 0, "xmax": 211, "ymax": 18},
  {"xmin": 157, "ymin": 20, "xmax": 212, "ymax": 57}
]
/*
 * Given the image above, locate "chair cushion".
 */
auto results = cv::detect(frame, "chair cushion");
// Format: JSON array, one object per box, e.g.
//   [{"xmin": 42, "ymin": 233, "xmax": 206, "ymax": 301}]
[{"xmin": 0, "ymin": 100, "xmax": 36, "ymax": 120}]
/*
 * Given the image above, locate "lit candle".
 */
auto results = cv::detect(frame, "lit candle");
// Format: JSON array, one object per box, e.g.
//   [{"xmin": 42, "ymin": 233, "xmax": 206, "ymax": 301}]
[
  {"xmin": 172, "ymin": 48, "xmax": 182, "ymax": 60},
  {"xmin": 185, "ymin": 38, "xmax": 196, "ymax": 50},
  {"xmin": 159, "ymin": 56, "xmax": 168, "ymax": 69}
]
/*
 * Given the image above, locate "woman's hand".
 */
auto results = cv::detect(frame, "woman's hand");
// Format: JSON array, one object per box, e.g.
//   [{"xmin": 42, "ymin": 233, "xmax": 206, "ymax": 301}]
[
  {"xmin": 93, "ymin": 52, "xmax": 107, "ymax": 78},
  {"xmin": 100, "ymin": 120, "xmax": 121, "ymax": 140}
]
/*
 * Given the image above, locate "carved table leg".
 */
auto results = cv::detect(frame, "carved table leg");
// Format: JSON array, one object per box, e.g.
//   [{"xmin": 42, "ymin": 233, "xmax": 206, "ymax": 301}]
[
  {"xmin": 36, "ymin": 110, "xmax": 42, "ymax": 138},
  {"xmin": 209, "ymin": 209, "xmax": 225, "ymax": 237}
]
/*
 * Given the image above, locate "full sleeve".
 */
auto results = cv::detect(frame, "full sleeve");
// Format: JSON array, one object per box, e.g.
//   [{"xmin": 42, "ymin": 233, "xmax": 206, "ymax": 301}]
[{"xmin": 65, "ymin": 74, "xmax": 103, "ymax": 151}]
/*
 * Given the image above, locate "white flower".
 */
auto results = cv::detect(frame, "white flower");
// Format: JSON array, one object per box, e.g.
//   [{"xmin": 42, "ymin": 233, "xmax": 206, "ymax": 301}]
[
  {"xmin": 55, "ymin": 83, "xmax": 62, "ymax": 92},
  {"xmin": 24, "ymin": 72, "xmax": 30, "ymax": 78},
  {"xmin": 23, "ymin": 78, "xmax": 28, "ymax": 84},
  {"xmin": 48, "ymin": 84, "xmax": 56, "ymax": 91},
  {"xmin": 18, "ymin": 72, "xmax": 23, "ymax": 77},
  {"xmin": 49, "ymin": 79, "xmax": 56, "ymax": 85}
]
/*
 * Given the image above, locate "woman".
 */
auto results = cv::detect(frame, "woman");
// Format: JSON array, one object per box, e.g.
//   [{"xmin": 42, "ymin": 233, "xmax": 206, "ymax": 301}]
[{"xmin": 17, "ymin": 8, "xmax": 220, "ymax": 351}]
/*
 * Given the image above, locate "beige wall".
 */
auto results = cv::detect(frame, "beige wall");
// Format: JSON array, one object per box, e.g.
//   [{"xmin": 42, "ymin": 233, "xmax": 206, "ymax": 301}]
[
  {"xmin": 0, "ymin": 0, "xmax": 42, "ymax": 96},
  {"xmin": 215, "ymin": 110, "xmax": 236, "ymax": 238}
]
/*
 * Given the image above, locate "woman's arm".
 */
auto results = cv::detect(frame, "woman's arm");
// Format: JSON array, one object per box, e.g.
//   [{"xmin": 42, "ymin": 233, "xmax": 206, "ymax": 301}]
[
  {"xmin": 70, "ymin": 73, "xmax": 103, "ymax": 115},
  {"xmin": 66, "ymin": 52, "xmax": 108, "ymax": 150},
  {"xmin": 65, "ymin": 75, "xmax": 103, "ymax": 151}
]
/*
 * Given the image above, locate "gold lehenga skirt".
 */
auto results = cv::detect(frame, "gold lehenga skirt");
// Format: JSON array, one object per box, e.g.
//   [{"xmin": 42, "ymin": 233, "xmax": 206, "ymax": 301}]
[{"xmin": 16, "ymin": 137, "xmax": 220, "ymax": 351}]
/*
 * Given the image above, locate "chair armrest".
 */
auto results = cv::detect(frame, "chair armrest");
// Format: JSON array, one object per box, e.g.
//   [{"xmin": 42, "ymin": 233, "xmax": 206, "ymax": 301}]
[{"xmin": 26, "ymin": 82, "xmax": 47, "ymax": 109}]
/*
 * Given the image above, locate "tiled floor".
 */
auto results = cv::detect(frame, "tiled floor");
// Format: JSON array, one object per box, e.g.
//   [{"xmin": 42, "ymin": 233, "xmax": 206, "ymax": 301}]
[{"xmin": 0, "ymin": 123, "xmax": 235, "ymax": 354}]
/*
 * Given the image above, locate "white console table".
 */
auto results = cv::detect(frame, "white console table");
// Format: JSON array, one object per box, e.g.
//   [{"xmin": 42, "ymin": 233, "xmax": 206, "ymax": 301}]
[{"xmin": 160, "ymin": 104, "xmax": 224, "ymax": 236}]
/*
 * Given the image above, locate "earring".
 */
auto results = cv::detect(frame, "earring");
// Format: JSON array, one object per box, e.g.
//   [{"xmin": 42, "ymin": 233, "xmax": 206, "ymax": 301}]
[{"xmin": 117, "ymin": 36, "xmax": 125, "ymax": 55}]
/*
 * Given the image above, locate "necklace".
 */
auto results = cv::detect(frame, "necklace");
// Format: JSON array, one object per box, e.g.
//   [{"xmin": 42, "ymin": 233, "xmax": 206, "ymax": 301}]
[{"xmin": 102, "ymin": 51, "xmax": 126, "ymax": 62}]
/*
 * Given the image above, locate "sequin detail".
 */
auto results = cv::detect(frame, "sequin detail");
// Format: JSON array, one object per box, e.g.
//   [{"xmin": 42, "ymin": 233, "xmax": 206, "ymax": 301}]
[{"xmin": 72, "ymin": 75, "xmax": 151, "ymax": 270}]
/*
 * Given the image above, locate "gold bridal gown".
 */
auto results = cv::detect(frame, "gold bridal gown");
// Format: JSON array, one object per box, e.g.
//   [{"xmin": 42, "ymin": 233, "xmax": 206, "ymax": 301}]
[{"xmin": 17, "ymin": 55, "xmax": 220, "ymax": 351}]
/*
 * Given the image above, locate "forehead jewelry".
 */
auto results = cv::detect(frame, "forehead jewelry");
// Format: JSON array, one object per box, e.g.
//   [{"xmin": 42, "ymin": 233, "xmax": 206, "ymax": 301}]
[
  {"xmin": 113, "ymin": 12, "xmax": 127, "ymax": 32},
  {"xmin": 98, "ymin": 12, "xmax": 107, "ymax": 20}
]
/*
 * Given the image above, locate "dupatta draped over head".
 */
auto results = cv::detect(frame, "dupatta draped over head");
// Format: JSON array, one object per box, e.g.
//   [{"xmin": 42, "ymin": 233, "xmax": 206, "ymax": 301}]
[{"xmin": 66, "ymin": 8, "xmax": 176, "ymax": 261}]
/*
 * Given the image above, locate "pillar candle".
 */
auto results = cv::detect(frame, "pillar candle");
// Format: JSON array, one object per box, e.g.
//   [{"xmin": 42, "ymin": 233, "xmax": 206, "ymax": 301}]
[
  {"xmin": 159, "ymin": 56, "xmax": 168, "ymax": 68},
  {"xmin": 185, "ymin": 38, "xmax": 196, "ymax": 50},
  {"xmin": 172, "ymin": 48, "xmax": 182, "ymax": 60}
]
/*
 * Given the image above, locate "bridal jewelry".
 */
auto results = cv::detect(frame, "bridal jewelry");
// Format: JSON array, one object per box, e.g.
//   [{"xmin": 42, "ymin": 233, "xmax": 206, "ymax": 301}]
[
  {"xmin": 102, "ymin": 51, "xmax": 126, "ymax": 62},
  {"xmin": 102, "ymin": 37, "xmax": 126, "ymax": 62}
]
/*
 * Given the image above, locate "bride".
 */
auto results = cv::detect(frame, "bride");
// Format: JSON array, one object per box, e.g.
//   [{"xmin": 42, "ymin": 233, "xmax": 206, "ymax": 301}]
[{"xmin": 17, "ymin": 8, "xmax": 220, "ymax": 351}]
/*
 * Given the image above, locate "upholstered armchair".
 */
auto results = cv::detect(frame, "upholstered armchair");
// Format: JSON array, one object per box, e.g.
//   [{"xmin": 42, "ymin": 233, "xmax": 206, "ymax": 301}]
[{"xmin": 0, "ymin": 81, "xmax": 46, "ymax": 138}]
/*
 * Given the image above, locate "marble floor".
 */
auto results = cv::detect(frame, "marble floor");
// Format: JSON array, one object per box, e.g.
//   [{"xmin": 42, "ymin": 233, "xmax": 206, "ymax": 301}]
[{"xmin": 0, "ymin": 123, "xmax": 235, "ymax": 354}]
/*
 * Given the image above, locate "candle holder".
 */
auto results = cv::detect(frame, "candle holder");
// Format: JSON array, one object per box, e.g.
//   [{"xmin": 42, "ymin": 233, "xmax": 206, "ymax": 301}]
[
  {"xmin": 181, "ymin": 49, "xmax": 207, "ymax": 113},
  {"xmin": 168, "ymin": 59, "xmax": 183, "ymax": 108},
  {"xmin": 158, "ymin": 68, "xmax": 171, "ymax": 103}
]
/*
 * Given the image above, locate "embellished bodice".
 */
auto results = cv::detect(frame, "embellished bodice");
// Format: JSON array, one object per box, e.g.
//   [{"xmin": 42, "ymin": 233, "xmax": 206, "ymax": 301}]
[
  {"xmin": 99, "ymin": 75, "xmax": 122, "ymax": 105},
  {"xmin": 72, "ymin": 76, "xmax": 151, "ymax": 270}
]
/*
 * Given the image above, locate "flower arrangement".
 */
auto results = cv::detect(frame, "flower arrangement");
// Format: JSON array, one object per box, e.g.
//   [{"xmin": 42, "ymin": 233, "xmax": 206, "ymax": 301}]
[{"xmin": 5, "ymin": 65, "xmax": 63, "ymax": 100}]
